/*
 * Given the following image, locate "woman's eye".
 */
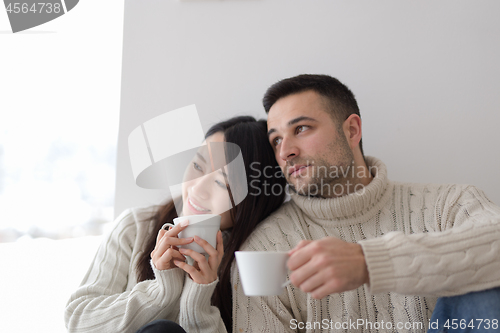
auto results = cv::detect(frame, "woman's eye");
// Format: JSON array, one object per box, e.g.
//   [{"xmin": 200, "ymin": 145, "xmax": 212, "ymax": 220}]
[
  {"xmin": 215, "ymin": 179, "xmax": 227, "ymax": 189},
  {"xmin": 193, "ymin": 162, "xmax": 203, "ymax": 172}
]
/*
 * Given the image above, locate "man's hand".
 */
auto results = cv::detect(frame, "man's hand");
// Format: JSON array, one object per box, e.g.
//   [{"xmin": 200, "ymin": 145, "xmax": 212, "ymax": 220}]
[{"xmin": 287, "ymin": 237, "xmax": 369, "ymax": 299}]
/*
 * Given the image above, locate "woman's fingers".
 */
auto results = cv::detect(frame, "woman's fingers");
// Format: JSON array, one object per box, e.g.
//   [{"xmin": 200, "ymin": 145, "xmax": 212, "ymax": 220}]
[
  {"xmin": 151, "ymin": 229, "xmax": 166, "ymax": 258},
  {"xmin": 154, "ymin": 248, "xmax": 184, "ymax": 270},
  {"xmin": 154, "ymin": 235, "xmax": 192, "ymax": 258},
  {"xmin": 176, "ymin": 233, "xmax": 223, "ymax": 284},
  {"xmin": 174, "ymin": 260, "xmax": 200, "ymax": 278},
  {"xmin": 150, "ymin": 219, "xmax": 193, "ymax": 270},
  {"xmin": 157, "ymin": 228, "xmax": 166, "ymax": 244},
  {"xmin": 160, "ymin": 248, "xmax": 185, "ymax": 263},
  {"xmin": 164, "ymin": 219, "xmax": 190, "ymax": 237},
  {"xmin": 180, "ymin": 246, "xmax": 213, "ymax": 276},
  {"xmin": 216, "ymin": 230, "xmax": 224, "ymax": 258},
  {"xmin": 164, "ymin": 236, "xmax": 194, "ymax": 247},
  {"xmin": 197, "ymin": 232, "xmax": 223, "ymax": 270},
  {"xmin": 194, "ymin": 235, "xmax": 219, "ymax": 258},
  {"xmin": 179, "ymin": 247, "xmax": 207, "ymax": 265},
  {"xmin": 155, "ymin": 224, "xmax": 223, "ymax": 283}
]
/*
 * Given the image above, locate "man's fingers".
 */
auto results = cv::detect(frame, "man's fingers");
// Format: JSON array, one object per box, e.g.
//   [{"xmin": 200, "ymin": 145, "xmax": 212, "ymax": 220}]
[
  {"xmin": 289, "ymin": 240, "xmax": 312, "ymax": 256},
  {"xmin": 288, "ymin": 241, "xmax": 316, "ymax": 271},
  {"xmin": 289, "ymin": 260, "xmax": 317, "ymax": 287},
  {"xmin": 297, "ymin": 265, "xmax": 345, "ymax": 298},
  {"xmin": 310, "ymin": 280, "xmax": 339, "ymax": 299}
]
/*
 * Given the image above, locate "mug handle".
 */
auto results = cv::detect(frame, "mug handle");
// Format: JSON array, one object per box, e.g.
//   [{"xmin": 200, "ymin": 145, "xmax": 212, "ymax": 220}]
[{"xmin": 161, "ymin": 222, "xmax": 175, "ymax": 231}]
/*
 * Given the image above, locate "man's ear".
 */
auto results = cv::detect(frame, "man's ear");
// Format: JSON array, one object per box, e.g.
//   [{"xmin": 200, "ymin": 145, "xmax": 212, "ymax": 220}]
[{"xmin": 342, "ymin": 114, "xmax": 362, "ymax": 150}]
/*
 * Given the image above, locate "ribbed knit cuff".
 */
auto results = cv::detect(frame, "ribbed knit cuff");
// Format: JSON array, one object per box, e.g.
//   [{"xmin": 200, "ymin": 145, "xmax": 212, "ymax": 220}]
[
  {"xmin": 358, "ymin": 238, "xmax": 396, "ymax": 294},
  {"xmin": 150, "ymin": 259, "xmax": 185, "ymax": 303},
  {"xmin": 179, "ymin": 276, "xmax": 220, "ymax": 331},
  {"xmin": 181, "ymin": 276, "xmax": 219, "ymax": 309}
]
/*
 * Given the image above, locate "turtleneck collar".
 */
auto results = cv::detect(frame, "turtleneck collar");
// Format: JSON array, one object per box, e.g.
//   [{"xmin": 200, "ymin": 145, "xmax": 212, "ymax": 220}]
[{"xmin": 289, "ymin": 157, "xmax": 391, "ymax": 222}]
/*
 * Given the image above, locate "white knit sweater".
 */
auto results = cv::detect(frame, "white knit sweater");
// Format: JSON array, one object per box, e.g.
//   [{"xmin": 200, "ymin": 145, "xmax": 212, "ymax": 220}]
[
  {"xmin": 64, "ymin": 206, "xmax": 224, "ymax": 333},
  {"xmin": 232, "ymin": 157, "xmax": 500, "ymax": 333},
  {"xmin": 65, "ymin": 157, "xmax": 500, "ymax": 333}
]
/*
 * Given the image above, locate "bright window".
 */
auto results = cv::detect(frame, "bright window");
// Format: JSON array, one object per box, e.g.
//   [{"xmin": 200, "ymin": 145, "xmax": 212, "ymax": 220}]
[{"xmin": 0, "ymin": 1, "xmax": 123, "ymax": 242}]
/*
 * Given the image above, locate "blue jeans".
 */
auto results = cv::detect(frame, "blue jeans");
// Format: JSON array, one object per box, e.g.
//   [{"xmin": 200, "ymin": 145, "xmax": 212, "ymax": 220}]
[{"xmin": 427, "ymin": 287, "xmax": 500, "ymax": 333}]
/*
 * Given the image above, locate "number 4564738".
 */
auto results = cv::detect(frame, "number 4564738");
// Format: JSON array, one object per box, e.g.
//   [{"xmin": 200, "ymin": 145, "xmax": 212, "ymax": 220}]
[
  {"xmin": 6, "ymin": 3, "xmax": 62, "ymax": 14},
  {"xmin": 443, "ymin": 319, "xmax": 498, "ymax": 330}
]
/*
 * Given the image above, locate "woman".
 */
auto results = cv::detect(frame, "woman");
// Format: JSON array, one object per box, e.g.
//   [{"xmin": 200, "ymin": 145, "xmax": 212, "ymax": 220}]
[{"xmin": 64, "ymin": 116, "xmax": 286, "ymax": 333}]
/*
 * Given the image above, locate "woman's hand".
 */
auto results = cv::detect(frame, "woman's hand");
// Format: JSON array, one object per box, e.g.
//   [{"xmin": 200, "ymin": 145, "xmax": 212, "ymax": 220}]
[
  {"xmin": 173, "ymin": 230, "xmax": 224, "ymax": 284},
  {"xmin": 151, "ymin": 221, "xmax": 194, "ymax": 270}
]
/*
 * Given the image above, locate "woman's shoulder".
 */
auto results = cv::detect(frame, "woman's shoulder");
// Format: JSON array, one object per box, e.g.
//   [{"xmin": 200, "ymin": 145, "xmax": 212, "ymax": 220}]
[
  {"xmin": 115, "ymin": 205, "xmax": 158, "ymax": 218},
  {"xmin": 114, "ymin": 205, "xmax": 160, "ymax": 225},
  {"xmin": 105, "ymin": 205, "xmax": 161, "ymax": 239}
]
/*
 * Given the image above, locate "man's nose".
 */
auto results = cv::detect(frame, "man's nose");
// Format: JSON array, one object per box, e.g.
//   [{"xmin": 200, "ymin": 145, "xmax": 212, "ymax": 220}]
[{"xmin": 279, "ymin": 137, "xmax": 299, "ymax": 162}]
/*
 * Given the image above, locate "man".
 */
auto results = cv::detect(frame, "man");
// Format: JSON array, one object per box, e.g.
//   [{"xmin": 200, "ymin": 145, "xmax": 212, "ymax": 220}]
[{"xmin": 232, "ymin": 74, "xmax": 500, "ymax": 332}]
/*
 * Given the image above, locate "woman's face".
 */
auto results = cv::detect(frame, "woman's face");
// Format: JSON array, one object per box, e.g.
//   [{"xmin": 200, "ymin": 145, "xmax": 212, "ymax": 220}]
[{"xmin": 181, "ymin": 132, "xmax": 233, "ymax": 230}]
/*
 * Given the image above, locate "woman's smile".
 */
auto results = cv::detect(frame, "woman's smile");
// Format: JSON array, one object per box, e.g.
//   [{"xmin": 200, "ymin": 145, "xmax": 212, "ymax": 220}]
[{"xmin": 187, "ymin": 196, "xmax": 211, "ymax": 214}]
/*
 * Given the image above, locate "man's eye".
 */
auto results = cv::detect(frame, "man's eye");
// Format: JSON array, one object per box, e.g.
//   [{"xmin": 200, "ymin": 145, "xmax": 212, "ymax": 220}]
[
  {"xmin": 193, "ymin": 162, "xmax": 203, "ymax": 172},
  {"xmin": 272, "ymin": 137, "xmax": 282, "ymax": 147},
  {"xmin": 296, "ymin": 125, "xmax": 308, "ymax": 134}
]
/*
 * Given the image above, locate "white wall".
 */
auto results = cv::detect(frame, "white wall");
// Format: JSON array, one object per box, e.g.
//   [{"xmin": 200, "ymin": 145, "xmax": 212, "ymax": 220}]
[{"xmin": 116, "ymin": 0, "xmax": 500, "ymax": 216}]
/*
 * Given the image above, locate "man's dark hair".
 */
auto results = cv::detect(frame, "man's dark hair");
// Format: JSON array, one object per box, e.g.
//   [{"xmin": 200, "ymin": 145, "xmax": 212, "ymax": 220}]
[{"xmin": 263, "ymin": 74, "xmax": 364, "ymax": 157}]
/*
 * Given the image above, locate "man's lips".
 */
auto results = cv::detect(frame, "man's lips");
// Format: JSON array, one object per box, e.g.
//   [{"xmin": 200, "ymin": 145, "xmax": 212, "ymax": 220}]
[{"xmin": 288, "ymin": 165, "xmax": 310, "ymax": 177}]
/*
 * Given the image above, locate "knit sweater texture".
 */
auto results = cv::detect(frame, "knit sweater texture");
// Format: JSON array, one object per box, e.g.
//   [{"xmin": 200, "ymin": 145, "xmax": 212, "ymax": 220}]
[
  {"xmin": 65, "ymin": 157, "xmax": 500, "ymax": 333},
  {"xmin": 64, "ymin": 206, "xmax": 223, "ymax": 333},
  {"xmin": 232, "ymin": 157, "xmax": 500, "ymax": 333}
]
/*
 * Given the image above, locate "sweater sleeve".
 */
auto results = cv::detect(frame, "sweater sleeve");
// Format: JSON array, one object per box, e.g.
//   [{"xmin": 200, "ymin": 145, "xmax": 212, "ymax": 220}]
[
  {"xmin": 232, "ymin": 227, "xmax": 298, "ymax": 333},
  {"xmin": 232, "ymin": 264, "xmax": 298, "ymax": 333},
  {"xmin": 64, "ymin": 209, "xmax": 185, "ymax": 333},
  {"xmin": 178, "ymin": 275, "xmax": 227, "ymax": 333},
  {"xmin": 360, "ymin": 185, "xmax": 500, "ymax": 296}
]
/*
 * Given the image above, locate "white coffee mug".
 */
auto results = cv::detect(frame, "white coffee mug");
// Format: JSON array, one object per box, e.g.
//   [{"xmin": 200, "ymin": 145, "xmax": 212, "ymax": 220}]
[
  {"xmin": 162, "ymin": 214, "xmax": 221, "ymax": 255},
  {"xmin": 235, "ymin": 251, "xmax": 290, "ymax": 296}
]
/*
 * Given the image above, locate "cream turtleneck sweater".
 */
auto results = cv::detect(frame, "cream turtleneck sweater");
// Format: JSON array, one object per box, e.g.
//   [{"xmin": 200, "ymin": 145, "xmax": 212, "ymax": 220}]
[
  {"xmin": 65, "ymin": 157, "xmax": 500, "ymax": 333},
  {"xmin": 231, "ymin": 157, "xmax": 500, "ymax": 333}
]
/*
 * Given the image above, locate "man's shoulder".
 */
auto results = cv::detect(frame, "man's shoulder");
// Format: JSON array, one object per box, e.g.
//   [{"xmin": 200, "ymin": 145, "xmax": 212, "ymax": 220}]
[
  {"xmin": 255, "ymin": 200, "xmax": 298, "ymax": 230},
  {"xmin": 390, "ymin": 181, "xmax": 490, "ymax": 211},
  {"xmin": 391, "ymin": 181, "xmax": 473, "ymax": 196},
  {"xmin": 240, "ymin": 200, "xmax": 301, "ymax": 251}
]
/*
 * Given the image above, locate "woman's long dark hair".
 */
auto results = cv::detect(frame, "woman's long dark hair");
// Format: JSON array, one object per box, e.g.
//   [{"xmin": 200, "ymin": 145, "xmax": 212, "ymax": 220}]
[{"xmin": 135, "ymin": 116, "xmax": 287, "ymax": 330}]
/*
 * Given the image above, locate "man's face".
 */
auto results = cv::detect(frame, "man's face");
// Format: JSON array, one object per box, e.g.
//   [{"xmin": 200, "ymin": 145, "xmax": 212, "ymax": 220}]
[{"xmin": 267, "ymin": 90, "xmax": 354, "ymax": 197}]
